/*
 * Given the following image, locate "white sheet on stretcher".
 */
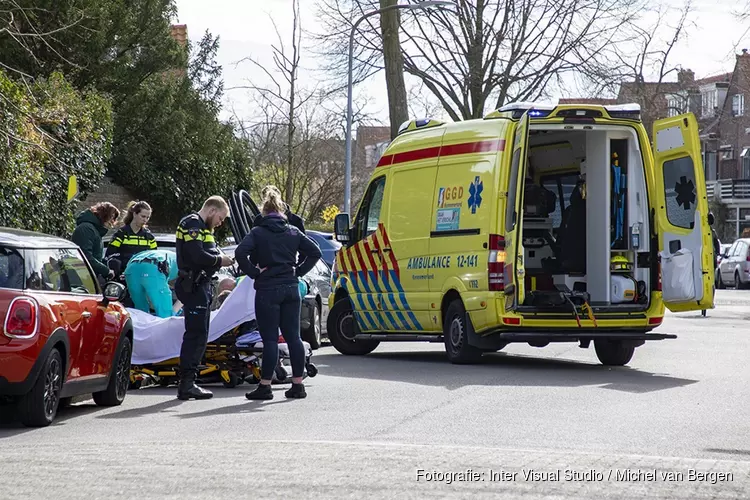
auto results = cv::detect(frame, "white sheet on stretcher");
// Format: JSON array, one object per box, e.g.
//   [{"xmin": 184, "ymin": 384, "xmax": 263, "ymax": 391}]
[{"xmin": 129, "ymin": 276, "xmax": 257, "ymax": 365}]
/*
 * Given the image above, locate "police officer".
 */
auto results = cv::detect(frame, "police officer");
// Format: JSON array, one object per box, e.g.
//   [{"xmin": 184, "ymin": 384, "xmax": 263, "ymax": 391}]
[{"xmin": 174, "ymin": 196, "xmax": 234, "ymax": 400}]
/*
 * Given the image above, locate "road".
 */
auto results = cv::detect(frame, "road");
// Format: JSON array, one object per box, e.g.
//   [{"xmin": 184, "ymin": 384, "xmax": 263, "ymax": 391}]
[{"xmin": 2, "ymin": 290, "xmax": 750, "ymax": 499}]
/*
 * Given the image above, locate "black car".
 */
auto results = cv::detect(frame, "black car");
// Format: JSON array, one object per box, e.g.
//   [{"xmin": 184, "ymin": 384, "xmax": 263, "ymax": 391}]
[{"xmin": 306, "ymin": 230, "xmax": 341, "ymax": 268}]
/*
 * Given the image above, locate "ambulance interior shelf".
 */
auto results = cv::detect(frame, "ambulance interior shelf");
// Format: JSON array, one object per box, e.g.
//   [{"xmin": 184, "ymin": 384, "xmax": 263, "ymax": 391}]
[{"xmin": 516, "ymin": 128, "xmax": 650, "ymax": 312}]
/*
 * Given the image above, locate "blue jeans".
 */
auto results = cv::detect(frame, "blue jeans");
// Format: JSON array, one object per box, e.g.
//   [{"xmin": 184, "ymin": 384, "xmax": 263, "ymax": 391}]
[{"xmin": 255, "ymin": 283, "xmax": 305, "ymax": 380}]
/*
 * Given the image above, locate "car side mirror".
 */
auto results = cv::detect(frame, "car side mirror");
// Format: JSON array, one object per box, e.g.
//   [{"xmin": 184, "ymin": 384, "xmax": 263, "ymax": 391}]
[
  {"xmin": 334, "ymin": 213, "xmax": 351, "ymax": 243},
  {"xmin": 708, "ymin": 213, "xmax": 715, "ymax": 226},
  {"xmin": 102, "ymin": 281, "xmax": 126, "ymax": 305}
]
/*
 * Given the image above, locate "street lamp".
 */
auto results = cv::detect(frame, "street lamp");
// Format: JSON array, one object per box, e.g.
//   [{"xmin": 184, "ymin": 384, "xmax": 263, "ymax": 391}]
[{"xmin": 343, "ymin": 0, "xmax": 455, "ymax": 215}]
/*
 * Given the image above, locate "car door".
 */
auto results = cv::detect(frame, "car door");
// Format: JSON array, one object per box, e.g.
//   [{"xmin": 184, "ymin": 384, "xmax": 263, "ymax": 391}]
[
  {"xmin": 720, "ymin": 241, "xmax": 737, "ymax": 282},
  {"xmin": 651, "ymin": 114, "xmax": 714, "ymax": 312},
  {"xmin": 337, "ymin": 175, "xmax": 388, "ymax": 332},
  {"xmin": 227, "ymin": 190, "xmax": 260, "ymax": 242},
  {"xmin": 60, "ymin": 248, "xmax": 118, "ymax": 378},
  {"xmin": 24, "ymin": 249, "xmax": 86, "ymax": 381},
  {"xmin": 503, "ymin": 111, "xmax": 530, "ymax": 311},
  {"xmin": 314, "ymin": 260, "xmax": 333, "ymax": 327}
]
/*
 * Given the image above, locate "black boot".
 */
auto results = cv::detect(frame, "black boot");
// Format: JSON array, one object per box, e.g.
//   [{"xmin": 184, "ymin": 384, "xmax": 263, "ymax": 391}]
[
  {"xmin": 177, "ymin": 373, "xmax": 213, "ymax": 400},
  {"xmin": 245, "ymin": 383, "xmax": 273, "ymax": 400},
  {"xmin": 285, "ymin": 383, "xmax": 306, "ymax": 399}
]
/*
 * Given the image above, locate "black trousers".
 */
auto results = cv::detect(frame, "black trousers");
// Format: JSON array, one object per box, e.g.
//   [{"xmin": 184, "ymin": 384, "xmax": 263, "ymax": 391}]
[
  {"xmin": 176, "ymin": 278, "xmax": 212, "ymax": 380},
  {"xmin": 255, "ymin": 283, "xmax": 306, "ymax": 380}
]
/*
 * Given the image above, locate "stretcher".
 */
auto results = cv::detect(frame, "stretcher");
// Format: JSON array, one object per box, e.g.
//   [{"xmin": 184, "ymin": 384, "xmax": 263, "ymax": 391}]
[{"xmin": 127, "ymin": 276, "xmax": 318, "ymax": 389}]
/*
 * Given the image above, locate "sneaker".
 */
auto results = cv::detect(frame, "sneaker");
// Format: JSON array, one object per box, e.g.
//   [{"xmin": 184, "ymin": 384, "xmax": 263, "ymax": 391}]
[
  {"xmin": 285, "ymin": 383, "xmax": 307, "ymax": 399},
  {"xmin": 245, "ymin": 384, "xmax": 273, "ymax": 400}
]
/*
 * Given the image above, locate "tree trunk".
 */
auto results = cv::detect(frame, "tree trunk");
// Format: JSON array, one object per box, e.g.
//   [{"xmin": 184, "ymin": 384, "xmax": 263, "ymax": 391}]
[{"xmin": 380, "ymin": 0, "xmax": 408, "ymax": 140}]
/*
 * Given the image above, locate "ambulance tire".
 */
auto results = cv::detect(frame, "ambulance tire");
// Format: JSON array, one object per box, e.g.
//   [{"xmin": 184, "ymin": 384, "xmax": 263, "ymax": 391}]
[
  {"xmin": 593, "ymin": 339, "xmax": 635, "ymax": 366},
  {"xmin": 443, "ymin": 300, "xmax": 483, "ymax": 364},
  {"xmin": 327, "ymin": 299, "xmax": 379, "ymax": 356}
]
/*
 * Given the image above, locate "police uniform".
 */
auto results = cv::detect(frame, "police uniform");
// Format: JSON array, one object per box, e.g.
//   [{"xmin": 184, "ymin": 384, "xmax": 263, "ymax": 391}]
[
  {"xmin": 174, "ymin": 212, "xmax": 222, "ymax": 400},
  {"xmin": 105, "ymin": 225, "xmax": 157, "ymax": 278}
]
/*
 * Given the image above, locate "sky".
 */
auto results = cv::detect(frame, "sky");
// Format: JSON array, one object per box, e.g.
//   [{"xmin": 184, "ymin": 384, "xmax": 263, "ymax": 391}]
[{"xmin": 174, "ymin": 0, "xmax": 750, "ymax": 127}]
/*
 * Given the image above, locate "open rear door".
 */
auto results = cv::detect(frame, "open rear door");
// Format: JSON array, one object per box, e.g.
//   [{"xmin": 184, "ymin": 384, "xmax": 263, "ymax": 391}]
[
  {"xmin": 228, "ymin": 190, "xmax": 260, "ymax": 243},
  {"xmin": 652, "ymin": 114, "xmax": 714, "ymax": 312},
  {"xmin": 503, "ymin": 112, "xmax": 529, "ymax": 310}
]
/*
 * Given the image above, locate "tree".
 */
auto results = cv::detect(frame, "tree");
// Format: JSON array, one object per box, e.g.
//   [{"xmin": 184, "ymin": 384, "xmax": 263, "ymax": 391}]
[
  {"xmin": 108, "ymin": 31, "xmax": 252, "ymax": 231},
  {"xmin": 578, "ymin": 0, "xmax": 694, "ymax": 135},
  {"xmin": 314, "ymin": 0, "xmax": 646, "ymax": 121},
  {"xmin": 0, "ymin": 69, "xmax": 113, "ymax": 236},
  {"xmin": 379, "ymin": 0, "xmax": 409, "ymax": 140},
  {"xmin": 0, "ymin": 0, "xmax": 184, "ymax": 103},
  {"xmin": 231, "ymin": 0, "xmax": 357, "ymax": 223}
]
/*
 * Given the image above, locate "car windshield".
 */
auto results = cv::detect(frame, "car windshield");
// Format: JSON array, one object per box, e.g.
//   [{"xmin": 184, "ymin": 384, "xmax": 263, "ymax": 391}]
[{"xmin": 0, "ymin": 245, "xmax": 24, "ymax": 290}]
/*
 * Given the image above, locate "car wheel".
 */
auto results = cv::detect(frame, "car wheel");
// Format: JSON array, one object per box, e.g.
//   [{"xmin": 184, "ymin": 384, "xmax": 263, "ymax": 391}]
[
  {"xmin": 326, "ymin": 298, "xmax": 379, "ymax": 356},
  {"xmin": 716, "ymin": 270, "xmax": 725, "ymax": 289},
  {"xmin": 443, "ymin": 300, "xmax": 483, "ymax": 364},
  {"xmin": 302, "ymin": 302, "xmax": 322, "ymax": 350},
  {"xmin": 735, "ymin": 272, "xmax": 743, "ymax": 290},
  {"xmin": 93, "ymin": 336, "xmax": 131, "ymax": 407},
  {"xmin": 18, "ymin": 348, "xmax": 63, "ymax": 427},
  {"xmin": 594, "ymin": 339, "xmax": 635, "ymax": 366}
]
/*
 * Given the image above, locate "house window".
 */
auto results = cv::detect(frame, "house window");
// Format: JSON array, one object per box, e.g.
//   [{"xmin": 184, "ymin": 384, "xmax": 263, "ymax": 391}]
[
  {"xmin": 743, "ymin": 149, "xmax": 750, "ymax": 178},
  {"xmin": 667, "ymin": 97, "xmax": 681, "ymax": 117},
  {"xmin": 702, "ymin": 90, "xmax": 717, "ymax": 117},
  {"xmin": 733, "ymin": 94, "xmax": 745, "ymax": 117}
]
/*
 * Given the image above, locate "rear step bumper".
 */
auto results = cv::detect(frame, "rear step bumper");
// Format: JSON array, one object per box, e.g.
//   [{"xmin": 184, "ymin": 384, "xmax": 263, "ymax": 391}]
[
  {"xmin": 352, "ymin": 331, "xmax": 676, "ymax": 344},
  {"xmin": 487, "ymin": 331, "xmax": 676, "ymax": 342}
]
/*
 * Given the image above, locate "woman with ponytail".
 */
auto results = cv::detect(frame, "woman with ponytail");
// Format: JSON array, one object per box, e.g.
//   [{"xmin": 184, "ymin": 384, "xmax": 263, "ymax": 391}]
[
  {"xmin": 235, "ymin": 185, "xmax": 321, "ymax": 400},
  {"xmin": 105, "ymin": 200, "xmax": 157, "ymax": 278}
]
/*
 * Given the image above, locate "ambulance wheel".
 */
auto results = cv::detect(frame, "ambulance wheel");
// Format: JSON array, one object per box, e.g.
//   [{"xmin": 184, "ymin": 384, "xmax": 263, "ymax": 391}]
[
  {"xmin": 443, "ymin": 300, "xmax": 483, "ymax": 364},
  {"xmin": 594, "ymin": 339, "xmax": 635, "ymax": 366},
  {"xmin": 327, "ymin": 298, "xmax": 379, "ymax": 356}
]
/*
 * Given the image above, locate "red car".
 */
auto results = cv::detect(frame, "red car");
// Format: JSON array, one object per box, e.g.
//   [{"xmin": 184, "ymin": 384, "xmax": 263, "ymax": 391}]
[{"xmin": 0, "ymin": 227, "xmax": 132, "ymax": 427}]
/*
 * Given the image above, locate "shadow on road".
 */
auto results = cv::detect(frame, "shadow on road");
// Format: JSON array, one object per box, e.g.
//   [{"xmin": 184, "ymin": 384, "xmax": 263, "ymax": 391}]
[
  {"xmin": 0, "ymin": 402, "xmax": 103, "ymax": 438},
  {"xmin": 312, "ymin": 349, "xmax": 698, "ymax": 394}
]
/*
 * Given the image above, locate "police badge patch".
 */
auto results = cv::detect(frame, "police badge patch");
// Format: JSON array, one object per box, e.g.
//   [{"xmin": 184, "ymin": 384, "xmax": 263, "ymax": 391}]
[{"xmin": 188, "ymin": 228, "xmax": 200, "ymax": 240}]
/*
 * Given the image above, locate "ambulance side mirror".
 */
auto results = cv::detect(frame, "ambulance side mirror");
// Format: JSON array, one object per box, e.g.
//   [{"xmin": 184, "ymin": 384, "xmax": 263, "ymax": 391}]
[{"xmin": 334, "ymin": 213, "xmax": 351, "ymax": 243}]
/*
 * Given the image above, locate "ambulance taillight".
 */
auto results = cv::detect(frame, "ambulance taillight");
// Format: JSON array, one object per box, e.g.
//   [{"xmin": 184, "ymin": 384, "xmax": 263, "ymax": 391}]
[{"xmin": 488, "ymin": 234, "xmax": 505, "ymax": 291}]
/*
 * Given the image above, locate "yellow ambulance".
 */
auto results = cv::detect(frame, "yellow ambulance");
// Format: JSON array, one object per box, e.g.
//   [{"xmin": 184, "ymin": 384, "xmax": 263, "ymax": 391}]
[{"xmin": 328, "ymin": 102, "xmax": 714, "ymax": 366}]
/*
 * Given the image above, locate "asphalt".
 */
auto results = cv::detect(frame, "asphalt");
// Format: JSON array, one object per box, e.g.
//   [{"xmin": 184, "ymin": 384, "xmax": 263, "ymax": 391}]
[{"xmin": 1, "ymin": 290, "xmax": 750, "ymax": 499}]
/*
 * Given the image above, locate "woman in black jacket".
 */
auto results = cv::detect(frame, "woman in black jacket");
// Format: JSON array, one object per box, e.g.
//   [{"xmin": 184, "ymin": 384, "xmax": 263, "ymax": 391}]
[{"xmin": 235, "ymin": 186, "xmax": 322, "ymax": 400}]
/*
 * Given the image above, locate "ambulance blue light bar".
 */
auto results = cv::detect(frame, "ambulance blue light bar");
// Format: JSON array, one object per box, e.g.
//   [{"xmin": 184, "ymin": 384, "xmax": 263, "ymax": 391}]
[{"xmin": 492, "ymin": 102, "xmax": 556, "ymax": 119}]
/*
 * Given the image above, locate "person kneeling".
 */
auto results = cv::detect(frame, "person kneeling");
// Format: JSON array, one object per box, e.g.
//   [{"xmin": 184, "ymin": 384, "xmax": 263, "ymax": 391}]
[{"xmin": 124, "ymin": 250, "xmax": 179, "ymax": 318}]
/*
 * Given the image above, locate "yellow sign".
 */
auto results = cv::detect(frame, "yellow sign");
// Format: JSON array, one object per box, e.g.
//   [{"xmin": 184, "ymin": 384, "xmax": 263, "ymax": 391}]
[{"xmin": 67, "ymin": 175, "xmax": 79, "ymax": 202}]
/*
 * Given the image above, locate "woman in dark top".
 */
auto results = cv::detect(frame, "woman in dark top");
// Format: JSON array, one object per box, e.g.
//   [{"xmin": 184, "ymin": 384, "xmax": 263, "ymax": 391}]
[
  {"xmin": 71, "ymin": 202, "xmax": 120, "ymax": 281},
  {"xmin": 235, "ymin": 186, "xmax": 321, "ymax": 400},
  {"xmin": 105, "ymin": 200, "xmax": 157, "ymax": 278}
]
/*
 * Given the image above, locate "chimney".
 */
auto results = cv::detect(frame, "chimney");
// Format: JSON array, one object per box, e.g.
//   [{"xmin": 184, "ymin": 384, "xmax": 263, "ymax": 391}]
[
  {"xmin": 170, "ymin": 24, "xmax": 188, "ymax": 48},
  {"xmin": 677, "ymin": 68, "xmax": 695, "ymax": 87}
]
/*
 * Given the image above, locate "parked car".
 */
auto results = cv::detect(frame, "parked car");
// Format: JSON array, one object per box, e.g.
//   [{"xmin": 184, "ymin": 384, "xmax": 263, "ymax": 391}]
[
  {"xmin": 0, "ymin": 227, "xmax": 132, "ymax": 427},
  {"xmin": 717, "ymin": 238, "xmax": 750, "ymax": 289},
  {"xmin": 299, "ymin": 259, "xmax": 332, "ymax": 349},
  {"xmin": 306, "ymin": 230, "xmax": 341, "ymax": 268}
]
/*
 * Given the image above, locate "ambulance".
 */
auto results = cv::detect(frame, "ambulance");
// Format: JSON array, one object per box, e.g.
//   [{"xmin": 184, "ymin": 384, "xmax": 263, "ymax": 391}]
[{"xmin": 327, "ymin": 102, "xmax": 714, "ymax": 366}]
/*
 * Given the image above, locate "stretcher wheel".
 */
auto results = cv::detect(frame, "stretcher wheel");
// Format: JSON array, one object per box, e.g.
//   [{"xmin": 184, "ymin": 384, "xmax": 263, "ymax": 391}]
[
  {"xmin": 306, "ymin": 363, "xmax": 318, "ymax": 378},
  {"xmin": 222, "ymin": 372, "xmax": 242, "ymax": 388},
  {"xmin": 128, "ymin": 380, "xmax": 142, "ymax": 391}
]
